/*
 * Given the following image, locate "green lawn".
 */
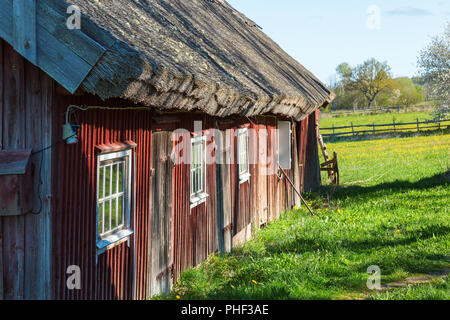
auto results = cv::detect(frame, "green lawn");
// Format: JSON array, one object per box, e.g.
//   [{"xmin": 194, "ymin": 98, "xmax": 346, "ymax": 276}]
[
  {"xmin": 164, "ymin": 133, "xmax": 450, "ymax": 300},
  {"xmin": 320, "ymin": 111, "xmax": 434, "ymax": 129},
  {"xmin": 319, "ymin": 111, "xmax": 446, "ymax": 136}
]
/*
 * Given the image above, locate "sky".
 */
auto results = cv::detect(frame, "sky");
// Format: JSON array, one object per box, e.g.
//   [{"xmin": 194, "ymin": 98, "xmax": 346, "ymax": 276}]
[{"xmin": 227, "ymin": 0, "xmax": 450, "ymax": 84}]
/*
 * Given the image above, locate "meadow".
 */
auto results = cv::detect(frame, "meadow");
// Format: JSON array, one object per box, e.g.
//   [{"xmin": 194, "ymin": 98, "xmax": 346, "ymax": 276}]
[
  {"xmin": 162, "ymin": 129, "xmax": 449, "ymax": 300},
  {"xmin": 320, "ymin": 111, "xmax": 434, "ymax": 129}
]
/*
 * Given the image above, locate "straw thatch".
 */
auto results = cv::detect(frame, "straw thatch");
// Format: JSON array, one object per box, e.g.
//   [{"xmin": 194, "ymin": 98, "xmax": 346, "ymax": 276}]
[{"xmin": 69, "ymin": 0, "xmax": 334, "ymax": 120}]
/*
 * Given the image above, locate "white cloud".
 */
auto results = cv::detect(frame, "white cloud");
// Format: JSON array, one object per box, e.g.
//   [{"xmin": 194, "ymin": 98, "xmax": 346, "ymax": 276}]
[{"xmin": 387, "ymin": 6, "xmax": 433, "ymax": 16}]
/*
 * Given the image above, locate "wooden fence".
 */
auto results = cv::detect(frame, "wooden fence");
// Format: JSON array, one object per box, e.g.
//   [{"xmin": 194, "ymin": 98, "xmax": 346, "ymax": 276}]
[{"xmin": 321, "ymin": 118, "xmax": 450, "ymax": 137}]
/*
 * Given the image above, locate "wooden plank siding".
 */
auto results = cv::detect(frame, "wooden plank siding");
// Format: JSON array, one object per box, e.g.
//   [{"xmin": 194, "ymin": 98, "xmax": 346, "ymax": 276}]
[
  {"xmin": 0, "ymin": 0, "xmax": 108, "ymax": 94},
  {"xmin": 304, "ymin": 110, "xmax": 322, "ymax": 192},
  {"xmin": 148, "ymin": 131, "xmax": 173, "ymax": 297},
  {"xmin": 0, "ymin": 40, "xmax": 53, "ymax": 300}
]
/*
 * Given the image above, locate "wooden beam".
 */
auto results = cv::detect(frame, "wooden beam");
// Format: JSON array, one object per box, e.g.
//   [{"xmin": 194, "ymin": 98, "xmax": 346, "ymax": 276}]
[
  {"xmin": 0, "ymin": 219, "xmax": 3, "ymax": 300},
  {"xmin": 12, "ymin": 0, "xmax": 37, "ymax": 65}
]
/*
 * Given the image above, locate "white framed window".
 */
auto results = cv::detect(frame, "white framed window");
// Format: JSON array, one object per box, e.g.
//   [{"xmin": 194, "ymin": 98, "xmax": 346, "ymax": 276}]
[
  {"xmin": 278, "ymin": 121, "xmax": 292, "ymax": 170},
  {"xmin": 237, "ymin": 128, "xmax": 250, "ymax": 183},
  {"xmin": 190, "ymin": 135, "xmax": 208, "ymax": 208},
  {"xmin": 96, "ymin": 149, "xmax": 133, "ymax": 254}
]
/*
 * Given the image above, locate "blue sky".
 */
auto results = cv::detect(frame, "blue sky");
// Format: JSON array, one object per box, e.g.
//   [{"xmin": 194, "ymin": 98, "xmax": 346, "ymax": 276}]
[{"xmin": 227, "ymin": 0, "xmax": 450, "ymax": 84}]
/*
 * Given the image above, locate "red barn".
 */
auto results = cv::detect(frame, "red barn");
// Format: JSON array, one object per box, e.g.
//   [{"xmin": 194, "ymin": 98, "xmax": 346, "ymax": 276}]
[{"xmin": 0, "ymin": 0, "xmax": 333, "ymax": 299}]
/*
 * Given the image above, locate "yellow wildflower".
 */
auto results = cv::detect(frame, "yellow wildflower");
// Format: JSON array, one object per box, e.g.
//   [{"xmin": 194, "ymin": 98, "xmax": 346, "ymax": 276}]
[
  {"xmin": 252, "ymin": 280, "xmax": 258, "ymax": 285},
  {"xmin": 176, "ymin": 295, "xmax": 181, "ymax": 300}
]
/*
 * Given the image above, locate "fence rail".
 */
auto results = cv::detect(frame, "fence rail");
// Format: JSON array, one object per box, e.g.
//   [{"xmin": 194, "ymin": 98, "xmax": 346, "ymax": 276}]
[{"xmin": 320, "ymin": 119, "xmax": 450, "ymax": 137}]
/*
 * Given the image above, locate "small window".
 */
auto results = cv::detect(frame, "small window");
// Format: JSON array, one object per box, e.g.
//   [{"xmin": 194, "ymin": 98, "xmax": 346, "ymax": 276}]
[
  {"xmin": 237, "ymin": 128, "xmax": 250, "ymax": 183},
  {"xmin": 96, "ymin": 149, "xmax": 133, "ymax": 253},
  {"xmin": 278, "ymin": 121, "xmax": 292, "ymax": 170},
  {"xmin": 190, "ymin": 136, "xmax": 207, "ymax": 207}
]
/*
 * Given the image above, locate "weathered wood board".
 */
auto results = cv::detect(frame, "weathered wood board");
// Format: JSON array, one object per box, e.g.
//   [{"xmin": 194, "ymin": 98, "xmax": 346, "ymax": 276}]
[
  {"xmin": 148, "ymin": 131, "xmax": 173, "ymax": 297},
  {"xmin": 0, "ymin": 40, "xmax": 52, "ymax": 300},
  {"xmin": 216, "ymin": 128, "xmax": 232, "ymax": 253}
]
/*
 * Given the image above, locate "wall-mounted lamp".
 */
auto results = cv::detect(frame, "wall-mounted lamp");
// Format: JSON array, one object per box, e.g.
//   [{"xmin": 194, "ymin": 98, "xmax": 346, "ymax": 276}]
[{"xmin": 63, "ymin": 123, "xmax": 78, "ymax": 144}]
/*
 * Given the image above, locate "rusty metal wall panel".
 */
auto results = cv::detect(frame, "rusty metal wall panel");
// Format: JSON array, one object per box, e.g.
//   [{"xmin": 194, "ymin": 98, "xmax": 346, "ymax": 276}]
[
  {"xmin": 52, "ymin": 95, "xmax": 152, "ymax": 300},
  {"xmin": 172, "ymin": 115, "xmax": 219, "ymax": 280}
]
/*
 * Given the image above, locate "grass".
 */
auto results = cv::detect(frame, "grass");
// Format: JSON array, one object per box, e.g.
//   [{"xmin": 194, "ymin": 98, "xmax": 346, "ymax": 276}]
[
  {"xmin": 319, "ymin": 111, "xmax": 448, "ymax": 137},
  {"xmin": 369, "ymin": 277, "xmax": 450, "ymax": 300},
  {"xmin": 320, "ymin": 111, "xmax": 434, "ymax": 129},
  {"xmin": 163, "ymin": 132, "xmax": 450, "ymax": 300}
]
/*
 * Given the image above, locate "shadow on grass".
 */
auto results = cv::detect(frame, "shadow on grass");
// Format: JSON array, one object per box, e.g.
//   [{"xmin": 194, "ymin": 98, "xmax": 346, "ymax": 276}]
[
  {"xmin": 319, "ymin": 170, "xmax": 449, "ymax": 199},
  {"xmin": 265, "ymin": 224, "xmax": 450, "ymax": 257}
]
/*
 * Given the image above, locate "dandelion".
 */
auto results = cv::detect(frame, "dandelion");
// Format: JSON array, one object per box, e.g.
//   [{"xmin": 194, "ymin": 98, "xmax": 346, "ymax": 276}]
[
  {"xmin": 396, "ymin": 229, "xmax": 401, "ymax": 233},
  {"xmin": 293, "ymin": 206, "xmax": 298, "ymax": 211},
  {"xmin": 176, "ymin": 295, "xmax": 181, "ymax": 300},
  {"xmin": 316, "ymin": 243, "xmax": 320, "ymax": 247},
  {"xmin": 252, "ymin": 280, "xmax": 258, "ymax": 285}
]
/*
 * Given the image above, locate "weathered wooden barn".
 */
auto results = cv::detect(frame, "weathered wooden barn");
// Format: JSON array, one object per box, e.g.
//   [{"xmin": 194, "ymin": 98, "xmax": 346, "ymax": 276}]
[{"xmin": 0, "ymin": 0, "xmax": 333, "ymax": 300}]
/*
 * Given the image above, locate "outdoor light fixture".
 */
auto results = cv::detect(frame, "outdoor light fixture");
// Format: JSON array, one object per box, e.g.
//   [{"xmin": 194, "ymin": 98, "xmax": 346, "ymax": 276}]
[{"xmin": 63, "ymin": 122, "xmax": 78, "ymax": 144}]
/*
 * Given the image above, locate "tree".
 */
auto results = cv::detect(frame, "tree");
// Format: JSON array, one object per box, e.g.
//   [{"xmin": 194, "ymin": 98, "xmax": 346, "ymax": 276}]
[
  {"xmin": 395, "ymin": 77, "xmax": 424, "ymax": 108},
  {"xmin": 333, "ymin": 59, "xmax": 394, "ymax": 110},
  {"xmin": 418, "ymin": 23, "xmax": 450, "ymax": 119},
  {"xmin": 349, "ymin": 58, "xmax": 394, "ymax": 109}
]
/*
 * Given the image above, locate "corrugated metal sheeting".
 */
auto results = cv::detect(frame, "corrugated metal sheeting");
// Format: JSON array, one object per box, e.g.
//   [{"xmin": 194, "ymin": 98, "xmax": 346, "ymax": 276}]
[
  {"xmin": 0, "ymin": 39, "xmax": 320, "ymax": 299},
  {"xmin": 52, "ymin": 96, "xmax": 152, "ymax": 300},
  {"xmin": 49, "ymin": 98, "xmax": 319, "ymax": 299}
]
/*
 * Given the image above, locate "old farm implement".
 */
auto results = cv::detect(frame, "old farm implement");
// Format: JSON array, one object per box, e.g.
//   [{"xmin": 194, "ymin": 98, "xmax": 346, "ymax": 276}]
[{"xmin": 318, "ymin": 134, "xmax": 339, "ymax": 186}]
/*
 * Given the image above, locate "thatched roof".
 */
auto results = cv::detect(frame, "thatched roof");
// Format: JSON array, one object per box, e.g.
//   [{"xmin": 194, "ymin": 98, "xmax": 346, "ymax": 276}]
[{"xmin": 68, "ymin": 0, "xmax": 334, "ymax": 120}]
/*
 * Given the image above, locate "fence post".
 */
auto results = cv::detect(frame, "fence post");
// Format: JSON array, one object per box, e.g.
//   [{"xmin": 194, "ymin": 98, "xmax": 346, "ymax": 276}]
[
  {"xmin": 393, "ymin": 119, "xmax": 396, "ymax": 133},
  {"xmin": 351, "ymin": 122, "xmax": 354, "ymax": 136},
  {"xmin": 417, "ymin": 118, "xmax": 419, "ymax": 132},
  {"xmin": 332, "ymin": 124, "xmax": 335, "ymax": 136},
  {"xmin": 438, "ymin": 121, "xmax": 441, "ymax": 130},
  {"xmin": 373, "ymin": 123, "xmax": 375, "ymax": 135}
]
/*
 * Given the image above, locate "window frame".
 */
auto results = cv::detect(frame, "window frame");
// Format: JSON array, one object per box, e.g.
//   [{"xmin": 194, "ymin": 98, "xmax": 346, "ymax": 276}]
[
  {"xmin": 237, "ymin": 127, "xmax": 250, "ymax": 184},
  {"xmin": 190, "ymin": 135, "xmax": 208, "ymax": 208},
  {"xmin": 96, "ymin": 149, "xmax": 133, "ymax": 254}
]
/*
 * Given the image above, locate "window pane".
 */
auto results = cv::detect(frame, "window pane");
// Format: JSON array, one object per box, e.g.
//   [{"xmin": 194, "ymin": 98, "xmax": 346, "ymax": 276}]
[
  {"xmin": 105, "ymin": 166, "xmax": 111, "ymax": 197},
  {"xmin": 111, "ymin": 198, "xmax": 117, "ymax": 229},
  {"xmin": 112, "ymin": 164, "xmax": 118, "ymax": 195},
  {"xmin": 118, "ymin": 162, "xmax": 123, "ymax": 193},
  {"xmin": 104, "ymin": 200, "xmax": 110, "ymax": 232},
  {"xmin": 98, "ymin": 202, "xmax": 104, "ymax": 235},
  {"xmin": 99, "ymin": 167, "xmax": 104, "ymax": 199},
  {"xmin": 118, "ymin": 195, "xmax": 124, "ymax": 226}
]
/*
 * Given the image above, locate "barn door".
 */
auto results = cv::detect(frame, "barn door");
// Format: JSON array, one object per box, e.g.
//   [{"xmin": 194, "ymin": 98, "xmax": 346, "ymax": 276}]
[{"xmin": 148, "ymin": 131, "xmax": 174, "ymax": 297}]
